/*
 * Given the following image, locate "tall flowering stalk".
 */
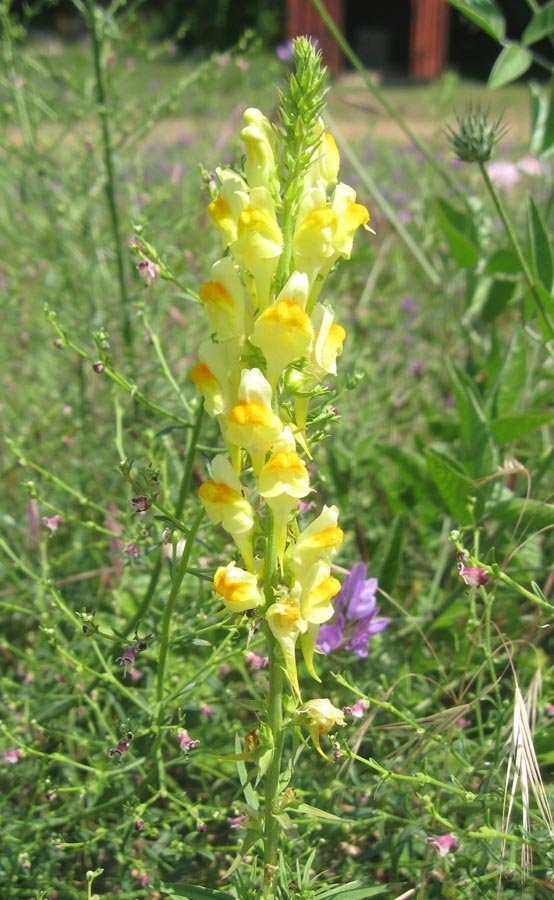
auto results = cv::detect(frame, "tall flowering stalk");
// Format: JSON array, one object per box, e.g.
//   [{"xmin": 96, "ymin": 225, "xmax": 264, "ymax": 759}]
[{"xmin": 192, "ymin": 38, "xmax": 370, "ymax": 892}]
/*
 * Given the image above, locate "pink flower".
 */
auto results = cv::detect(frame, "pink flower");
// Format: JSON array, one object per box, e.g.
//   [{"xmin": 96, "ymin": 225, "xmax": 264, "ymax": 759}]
[
  {"xmin": 176, "ymin": 730, "xmax": 199, "ymax": 753},
  {"xmin": 457, "ymin": 560, "xmax": 490, "ymax": 588},
  {"xmin": 427, "ymin": 832, "xmax": 458, "ymax": 857},
  {"xmin": 136, "ymin": 259, "xmax": 160, "ymax": 287},
  {"xmin": 343, "ymin": 700, "xmax": 369, "ymax": 719},
  {"xmin": 4, "ymin": 749, "xmax": 23, "ymax": 764},
  {"xmin": 41, "ymin": 515, "xmax": 63, "ymax": 534},
  {"xmin": 245, "ymin": 651, "xmax": 268, "ymax": 671}
]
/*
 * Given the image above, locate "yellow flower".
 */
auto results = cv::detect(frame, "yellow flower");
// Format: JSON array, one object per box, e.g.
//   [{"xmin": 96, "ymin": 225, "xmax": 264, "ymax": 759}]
[
  {"xmin": 258, "ymin": 427, "xmax": 310, "ymax": 570},
  {"xmin": 291, "ymin": 303, "xmax": 346, "ymax": 436},
  {"xmin": 300, "ymin": 698, "xmax": 346, "ymax": 760},
  {"xmin": 198, "ymin": 455, "xmax": 255, "ymax": 571},
  {"xmin": 266, "ymin": 596, "xmax": 307, "ymax": 698},
  {"xmin": 241, "ymin": 107, "xmax": 279, "ymax": 196},
  {"xmin": 199, "ymin": 256, "xmax": 251, "ymax": 341},
  {"xmin": 295, "ymin": 560, "xmax": 340, "ymax": 682},
  {"xmin": 232, "ymin": 189, "xmax": 283, "ymax": 312},
  {"xmin": 305, "ymin": 125, "xmax": 340, "ymax": 191},
  {"xmin": 226, "ymin": 368, "xmax": 283, "ymax": 475},
  {"xmin": 208, "ymin": 168, "xmax": 249, "ymax": 248},
  {"xmin": 293, "ymin": 182, "xmax": 370, "ymax": 296},
  {"xmin": 213, "ymin": 561, "xmax": 264, "ymax": 613},
  {"xmin": 290, "ymin": 504, "xmax": 343, "ymax": 574},
  {"xmin": 251, "ymin": 272, "xmax": 314, "ymax": 388}
]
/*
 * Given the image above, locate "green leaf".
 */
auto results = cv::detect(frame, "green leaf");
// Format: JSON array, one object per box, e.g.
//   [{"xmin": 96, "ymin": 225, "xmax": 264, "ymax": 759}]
[
  {"xmin": 528, "ymin": 196, "xmax": 553, "ymax": 292},
  {"xmin": 488, "ymin": 495, "xmax": 554, "ymax": 531},
  {"xmin": 425, "ymin": 447, "xmax": 473, "ymax": 523},
  {"xmin": 523, "ymin": 0, "xmax": 554, "ymax": 45},
  {"xmin": 292, "ymin": 803, "xmax": 352, "ymax": 823},
  {"xmin": 316, "ymin": 884, "xmax": 394, "ymax": 900},
  {"xmin": 446, "ymin": 361, "xmax": 498, "ymax": 478},
  {"xmin": 160, "ymin": 885, "xmax": 234, "ymax": 900},
  {"xmin": 495, "ymin": 330, "xmax": 527, "ymax": 417},
  {"xmin": 372, "ymin": 515, "xmax": 404, "ymax": 595},
  {"xmin": 480, "ymin": 278, "xmax": 518, "ymax": 322},
  {"xmin": 524, "ymin": 279, "xmax": 554, "ymax": 340},
  {"xmin": 490, "ymin": 413, "xmax": 553, "ymax": 444},
  {"xmin": 489, "ymin": 43, "xmax": 533, "ymax": 89},
  {"xmin": 435, "ymin": 197, "xmax": 479, "ymax": 268},
  {"xmin": 447, "ymin": 0, "xmax": 505, "ymax": 41},
  {"xmin": 529, "ymin": 80, "xmax": 554, "ymax": 157},
  {"xmin": 483, "ymin": 247, "xmax": 520, "ymax": 276}
]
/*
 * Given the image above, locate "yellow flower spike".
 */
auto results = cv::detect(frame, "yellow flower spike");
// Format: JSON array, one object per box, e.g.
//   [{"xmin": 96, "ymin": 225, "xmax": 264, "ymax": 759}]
[
  {"xmin": 241, "ymin": 107, "xmax": 279, "ymax": 196},
  {"xmin": 226, "ymin": 368, "xmax": 283, "ymax": 475},
  {"xmin": 198, "ymin": 455, "xmax": 255, "ymax": 571},
  {"xmin": 266, "ymin": 598, "xmax": 307, "ymax": 699},
  {"xmin": 251, "ymin": 272, "xmax": 314, "ymax": 389},
  {"xmin": 199, "ymin": 256, "xmax": 251, "ymax": 341},
  {"xmin": 290, "ymin": 505, "xmax": 343, "ymax": 574},
  {"xmin": 213, "ymin": 561, "xmax": 264, "ymax": 613},
  {"xmin": 258, "ymin": 427, "xmax": 311, "ymax": 570},
  {"xmin": 300, "ymin": 698, "xmax": 346, "ymax": 761}
]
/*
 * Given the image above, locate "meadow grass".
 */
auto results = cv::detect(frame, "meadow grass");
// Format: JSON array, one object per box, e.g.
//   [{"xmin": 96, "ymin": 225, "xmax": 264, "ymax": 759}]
[{"xmin": 2, "ymin": 8, "xmax": 554, "ymax": 900}]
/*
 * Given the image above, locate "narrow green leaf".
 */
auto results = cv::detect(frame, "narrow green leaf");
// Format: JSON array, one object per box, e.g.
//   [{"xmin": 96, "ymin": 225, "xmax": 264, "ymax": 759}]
[
  {"xmin": 523, "ymin": 0, "xmax": 554, "ymax": 45},
  {"xmin": 372, "ymin": 515, "xmax": 404, "ymax": 595},
  {"xmin": 529, "ymin": 80, "xmax": 554, "ymax": 157},
  {"xmin": 489, "ymin": 43, "xmax": 532, "ymax": 89},
  {"xmin": 316, "ymin": 884, "xmax": 393, "ymax": 900},
  {"xmin": 292, "ymin": 802, "xmax": 352, "ymax": 823},
  {"xmin": 160, "ymin": 884, "xmax": 234, "ymax": 900},
  {"xmin": 425, "ymin": 448, "xmax": 473, "ymax": 523},
  {"xmin": 435, "ymin": 197, "xmax": 479, "ymax": 268},
  {"xmin": 528, "ymin": 196, "xmax": 554, "ymax": 291},
  {"xmin": 447, "ymin": 0, "xmax": 505, "ymax": 40},
  {"xmin": 495, "ymin": 330, "xmax": 527, "ymax": 417},
  {"xmin": 490, "ymin": 413, "xmax": 553, "ymax": 444},
  {"xmin": 445, "ymin": 361, "xmax": 498, "ymax": 478}
]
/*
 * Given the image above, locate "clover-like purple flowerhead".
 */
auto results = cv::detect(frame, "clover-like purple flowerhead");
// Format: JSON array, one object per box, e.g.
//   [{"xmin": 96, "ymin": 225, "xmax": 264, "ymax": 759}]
[{"xmin": 316, "ymin": 563, "xmax": 388, "ymax": 659}]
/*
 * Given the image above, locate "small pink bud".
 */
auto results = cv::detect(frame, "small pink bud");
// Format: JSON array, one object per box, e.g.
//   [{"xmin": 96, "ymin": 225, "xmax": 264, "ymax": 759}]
[
  {"xmin": 427, "ymin": 832, "xmax": 458, "ymax": 857},
  {"xmin": 343, "ymin": 700, "xmax": 369, "ymax": 719},
  {"xmin": 130, "ymin": 496, "xmax": 151, "ymax": 513},
  {"xmin": 92, "ymin": 361, "xmax": 104, "ymax": 374},
  {"xmin": 176, "ymin": 729, "xmax": 199, "ymax": 753},
  {"xmin": 41, "ymin": 515, "xmax": 63, "ymax": 534},
  {"xmin": 457, "ymin": 561, "xmax": 490, "ymax": 587},
  {"xmin": 136, "ymin": 259, "xmax": 160, "ymax": 287}
]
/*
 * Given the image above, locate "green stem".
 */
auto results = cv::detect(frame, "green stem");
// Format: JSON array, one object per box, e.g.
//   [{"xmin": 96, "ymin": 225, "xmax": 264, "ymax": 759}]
[
  {"xmin": 262, "ymin": 514, "xmax": 285, "ymax": 895},
  {"xmin": 154, "ymin": 508, "xmax": 204, "ymax": 791},
  {"xmin": 86, "ymin": 0, "xmax": 133, "ymax": 361},
  {"xmin": 478, "ymin": 161, "xmax": 554, "ymax": 340}
]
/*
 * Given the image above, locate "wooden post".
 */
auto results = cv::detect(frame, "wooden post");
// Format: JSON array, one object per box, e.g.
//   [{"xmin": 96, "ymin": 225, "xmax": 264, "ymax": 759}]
[
  {"xmin": 410, "ymin": 0, "xmax": 450, "ymax": 80},
  {"xmin": 286, "ymin": 0, "xmax": 344, "ymax": 74}
]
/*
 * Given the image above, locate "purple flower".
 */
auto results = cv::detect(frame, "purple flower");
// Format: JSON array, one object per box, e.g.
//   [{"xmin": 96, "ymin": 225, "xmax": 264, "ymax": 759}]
[{"xmin": 316, "ymin": 563, "xmax": 388, "ymax": 659}]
